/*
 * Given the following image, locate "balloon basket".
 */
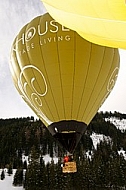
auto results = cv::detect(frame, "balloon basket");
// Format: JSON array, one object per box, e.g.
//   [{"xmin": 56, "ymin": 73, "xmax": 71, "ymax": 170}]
[{"xmin": 62, "ymin": 161, "xmax": 77, "ymax": 173}]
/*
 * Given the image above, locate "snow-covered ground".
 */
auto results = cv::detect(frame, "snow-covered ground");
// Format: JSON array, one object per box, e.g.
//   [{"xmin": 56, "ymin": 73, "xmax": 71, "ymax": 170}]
[
  {"xmin": 91, "ymin": 117, "xmax": 126, "ymax": 159},
  {"xmin": 22, "ymin": 154, "xmax": 58, "ymax": 165},
  {"xmin": 104, "ymin": 117, "xmax": 126, "ymax": 159},
  {"xmin": 1, "ymin": 116, "xmax": 126, "ymax": 189},
  {"xmin": 43, "ymin": 154, "xmax": 58, "ymax": 165},
  {"xmin": 0, "ymin": 169, "xmax": 23, "ymax": 190},
  {"xmin": 90, "ymin": 132, "xmax": 111, "ymax": 149},
  {"xmin": 0, "ymin": 154, "xmax": 59, "ymax": 190},
  {"xmin": 105, "ymin": 117, "xmax": 126, "ymax": 132}
]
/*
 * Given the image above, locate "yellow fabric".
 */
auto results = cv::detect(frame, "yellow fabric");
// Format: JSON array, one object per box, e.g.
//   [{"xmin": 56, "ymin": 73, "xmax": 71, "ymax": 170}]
[
  {"xmin": 42, "ymin": 0, "xmax": 126, "ymax": 49},
  {"xmin": 10, "ymin": 13, "xmax": 120, "ymax": 127}
]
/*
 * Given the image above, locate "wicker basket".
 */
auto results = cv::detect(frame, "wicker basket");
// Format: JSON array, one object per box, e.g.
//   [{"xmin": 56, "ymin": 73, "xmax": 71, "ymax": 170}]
[{"xmin": 62, "ymin": 161, "xmax": 77, "ymax": 173}]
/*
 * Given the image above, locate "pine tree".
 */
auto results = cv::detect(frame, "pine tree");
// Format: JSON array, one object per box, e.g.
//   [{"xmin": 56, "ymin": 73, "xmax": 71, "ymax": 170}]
[
  {"xmin": 23, "ymin": 160, "xmax": 27, "ymax": 169},
  {"xmin": 46, "ymin": 159, "xmax": 56, "ymax": 190},
  {"xmin": 25, "ymin": 146, "xmax": 41, "ymax": 190},
  {"xmin": 1, "ymin": 169, "xmax": 5, "ymax": 180},
  {"xmin": 55, "ymin": 158, "xmax": 64, "ymax": 190},
  {"xmin": 116, "ymin": 153, "xmax": 126, "ymax": 188},
  {"xmin": 7, "ymin": 163, "xmax": 13, "ymax": 176},
  {"xmin": 39, "ymin": 156, "xmax": 47, "ymax": 190},
  {"xmin": 13, "ymin": 168, "xmax": 23, "ymax": 186}
]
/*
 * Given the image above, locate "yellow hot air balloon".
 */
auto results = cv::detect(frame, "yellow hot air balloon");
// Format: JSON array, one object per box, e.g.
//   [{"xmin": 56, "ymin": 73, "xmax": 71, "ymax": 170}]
[
  {"xmin": 10, "ymin": 13, "xmax": 120, "ymax": 154},
  {"xmin": 42, "ymin": 0, "xmax": 126, "ymax": 49}
]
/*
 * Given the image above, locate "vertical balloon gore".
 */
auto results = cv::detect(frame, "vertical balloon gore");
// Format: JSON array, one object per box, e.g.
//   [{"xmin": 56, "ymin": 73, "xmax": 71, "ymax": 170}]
[{"xmin": 10, "ymin": 13, "xmax": 120, "ymax": 153}]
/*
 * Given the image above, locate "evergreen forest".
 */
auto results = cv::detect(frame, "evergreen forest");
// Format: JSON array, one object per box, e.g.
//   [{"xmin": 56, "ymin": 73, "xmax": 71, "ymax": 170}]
[{"xmin": 1, "ymin": 111, "xmax": 126, "ymax": 189}]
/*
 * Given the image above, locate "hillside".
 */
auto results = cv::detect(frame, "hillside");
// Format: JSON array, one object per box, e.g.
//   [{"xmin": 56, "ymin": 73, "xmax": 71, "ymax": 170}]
[{"xmin": 0, "ymin": 111, "xmax": 126, "ymax": 189}]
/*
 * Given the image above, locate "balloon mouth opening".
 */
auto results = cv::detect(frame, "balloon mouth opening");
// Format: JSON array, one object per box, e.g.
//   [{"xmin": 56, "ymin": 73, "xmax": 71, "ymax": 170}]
[{"xmin": 48, "ymin": 120, "xmax": 87, "ymax": 153}]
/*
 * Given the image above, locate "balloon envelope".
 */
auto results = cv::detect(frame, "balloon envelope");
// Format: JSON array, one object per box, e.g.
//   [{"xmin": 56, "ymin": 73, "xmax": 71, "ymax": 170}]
[
  {"xmin": 42, "ymin": 0, "xmax": 126, "ymax": 49},
  {"xmin": 10, "ymin": 13, "xmax": 120, "ymax": 153}
]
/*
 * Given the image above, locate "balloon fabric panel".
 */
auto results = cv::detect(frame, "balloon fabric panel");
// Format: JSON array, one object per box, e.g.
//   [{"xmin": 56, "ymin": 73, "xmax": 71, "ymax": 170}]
[
  {"xmin": 10, "ymin": 13, "xmax": 120, "ymax": 153},
  {"xmin": 10, "ymin": 13, "xmax": 120, "ymax": 127},
  {"xmin": 42, "ymin": 0, "xmax": 126, "ymax": 48}
]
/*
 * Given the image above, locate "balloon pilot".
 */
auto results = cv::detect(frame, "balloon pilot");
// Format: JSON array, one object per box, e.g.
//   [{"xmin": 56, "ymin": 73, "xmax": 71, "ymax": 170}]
[{"xmin": 63, "ymin": 153, "xmax": 73, "ymax": 164}]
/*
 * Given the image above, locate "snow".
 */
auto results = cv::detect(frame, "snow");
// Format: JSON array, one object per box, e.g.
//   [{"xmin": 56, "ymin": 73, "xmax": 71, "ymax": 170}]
[
  {"xmin": 22, "ymin": 154, "xmax": 58, "ymax": 165},
  {"xmin": 90, "ymin": 132, "xmax": 111, "ymax": 149},
  {"xmin": 0, "ymin": 169, "xmax": 23, "ymax": 190},
  {"xmin": 105, "ymin": 117, "xmax": 126, "ymax": 132},
  {"xmin": 90, "ymin": 118, "xmax": 126, "ymax": 159},
  {"xmin": 1, "ymin": 116, "xmax": 126, "ymax": 189},
  {"xmin": 0, "ymin": 154, "xmax": 58, "ymax": 189},
  {"xmin": 43, "ymin": 154, "xmax": 58, "ymax": 165},
  {"xmin": 118, "ymin": 149, "xmax": 126, "ymax": 160},
  {"xmin": 22, "ymin": 155, "xmax": 29, "ymax": 164}
]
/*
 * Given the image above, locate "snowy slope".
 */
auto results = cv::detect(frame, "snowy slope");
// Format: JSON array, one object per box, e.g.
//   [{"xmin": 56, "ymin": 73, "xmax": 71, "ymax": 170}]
[
  {"xmin": 90, "ymin": 133, "xmax": 111, "ymax": 149},
  {"xmin": 0, "ymin": 169, "xmax": 23, "ymax": 190},
  {"xmin": 0, "ymin": 155, "xmax": 58, "ymax": 190},
  {"xmin": 90, "ymin": 117, "xmax": 126, "ymax": 149},
  {"xmin": 105, "ymin": 117, "xmax": 126, "ymax": 132},
  {"xmin": 105, "ymin": 117, "xmax": 126, "ymax": 159},
  {"xmin": 1, "ymin": 116, "xmax": 126, "ymax": 189},
  {"xmin": 90, "ymin": 117, "xmax": 126, "ymax": 159}
]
